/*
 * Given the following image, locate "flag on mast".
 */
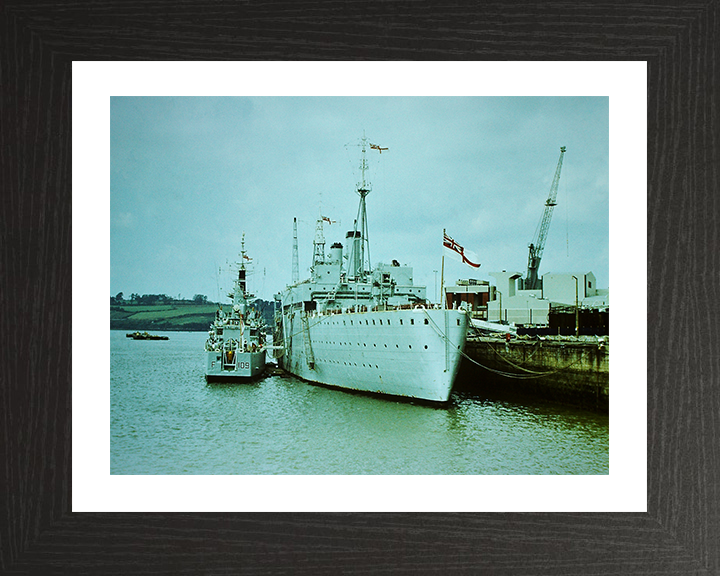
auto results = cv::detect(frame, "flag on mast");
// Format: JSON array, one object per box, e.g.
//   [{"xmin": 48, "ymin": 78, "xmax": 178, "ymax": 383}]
[{"xmin": 443, "ymin": 231, "xmax": 481, "ymax": 269}]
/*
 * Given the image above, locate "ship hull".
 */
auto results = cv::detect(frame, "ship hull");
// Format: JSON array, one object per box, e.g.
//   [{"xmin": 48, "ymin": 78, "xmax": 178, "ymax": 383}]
[
  {"xmin": 205, "ymin": 349, "xmax": 266, "ymax": 381},
  {"xmin": 278, "ymin": 308, "xmax": 467, "ymax": 402}
]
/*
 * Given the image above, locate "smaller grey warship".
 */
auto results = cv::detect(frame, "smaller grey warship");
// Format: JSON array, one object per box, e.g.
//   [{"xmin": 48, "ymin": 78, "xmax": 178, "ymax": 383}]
[{"xmin": 204, "ymin": 237, "xmax": 266, "ymax": 381}]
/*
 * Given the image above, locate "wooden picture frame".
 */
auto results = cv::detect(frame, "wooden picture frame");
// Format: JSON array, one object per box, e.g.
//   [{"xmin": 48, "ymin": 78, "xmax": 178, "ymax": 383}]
[{"xmin": 2, "ymin": 3, "xmax": 717, "ymax": 573}]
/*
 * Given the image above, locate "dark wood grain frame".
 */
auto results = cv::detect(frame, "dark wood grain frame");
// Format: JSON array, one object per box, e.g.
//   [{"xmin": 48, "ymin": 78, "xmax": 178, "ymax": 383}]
[{"xmin": 2, "ymin": 3, "xmax": 717, "ymax": 574}]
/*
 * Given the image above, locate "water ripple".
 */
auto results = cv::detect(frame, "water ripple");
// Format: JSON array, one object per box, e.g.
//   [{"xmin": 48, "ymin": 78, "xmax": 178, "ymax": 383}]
[{"xmin": 111, "ymin": 331, "xmax": 608, "ymax": 475}]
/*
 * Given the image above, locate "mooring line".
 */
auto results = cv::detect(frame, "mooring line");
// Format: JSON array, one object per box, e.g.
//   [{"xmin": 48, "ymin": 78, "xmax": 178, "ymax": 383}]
[{"xmin": 423, "ymin": 309, "xmax": 584, "ymax": 380}]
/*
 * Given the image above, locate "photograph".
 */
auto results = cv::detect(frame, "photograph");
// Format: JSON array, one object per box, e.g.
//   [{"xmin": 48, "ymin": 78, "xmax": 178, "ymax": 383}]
[{"xmin": 110, "ymin": 96, "xmax": 610, "ymax": 475}]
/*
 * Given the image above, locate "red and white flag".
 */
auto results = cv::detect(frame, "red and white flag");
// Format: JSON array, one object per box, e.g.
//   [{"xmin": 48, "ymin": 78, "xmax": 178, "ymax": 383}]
[{"xmin": 443, "ymin": 231, "xmax": 481, "ymax": 269}]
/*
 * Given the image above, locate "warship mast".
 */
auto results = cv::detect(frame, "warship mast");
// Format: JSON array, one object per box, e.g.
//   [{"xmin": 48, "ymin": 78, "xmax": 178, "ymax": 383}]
[{"xmin": 348, "ymin": 133, "xmax": 386, "ymax": 281}]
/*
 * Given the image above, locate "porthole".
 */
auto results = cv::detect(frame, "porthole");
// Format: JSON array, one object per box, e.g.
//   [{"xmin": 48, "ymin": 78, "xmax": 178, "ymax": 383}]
[
  {"xmin": 410, "ymin": 319, "xmax": 414, "ymax": 325},
  {"xmin": 409, "ymin": 345, "xmax": 412, "ymax": 349},
  {"xmin": 424, "ymin": 345, "xmax": 428, "ymax": 349},
  {"xmin": 424, "ymin": 319, "xmax": 429, "ymax": 325}
]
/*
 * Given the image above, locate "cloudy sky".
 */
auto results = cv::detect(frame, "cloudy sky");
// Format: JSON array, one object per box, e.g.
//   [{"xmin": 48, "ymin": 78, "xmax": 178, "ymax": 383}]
[{"xmin": 110, "ymin": 96, "xmax": 608, "ymax": 303}]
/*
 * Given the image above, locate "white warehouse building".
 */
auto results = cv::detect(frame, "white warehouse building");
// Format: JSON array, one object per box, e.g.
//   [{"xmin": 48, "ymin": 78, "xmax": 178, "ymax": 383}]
[{"xmin": 487, "ymin": 271, "xmax": 609, "ymax": 326}]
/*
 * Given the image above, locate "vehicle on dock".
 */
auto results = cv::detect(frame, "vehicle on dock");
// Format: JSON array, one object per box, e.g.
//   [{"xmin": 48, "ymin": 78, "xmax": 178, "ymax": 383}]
[
  {"xmin": 274, "ymin": 135, "xmax": 467, "ymax": 403},
  {"xmin": 204, "ymin": 237, "xmax": 266, "ymax": 382}
]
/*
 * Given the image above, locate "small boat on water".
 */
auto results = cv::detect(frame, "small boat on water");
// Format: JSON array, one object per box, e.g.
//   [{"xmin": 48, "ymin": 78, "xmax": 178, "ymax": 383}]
[
  {"xmin": 204, "ymin": 236, "xmax": 267, "ymax": 382},
  {"xmin": 126, "ymin": 331, "xmax": 169, "ymax": 340}
]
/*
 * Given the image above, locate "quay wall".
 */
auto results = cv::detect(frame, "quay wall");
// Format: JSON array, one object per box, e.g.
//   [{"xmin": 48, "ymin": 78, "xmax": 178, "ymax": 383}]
[{"xmin": 457, "ymin": 336, "xmax": 609, "ymax": 411}]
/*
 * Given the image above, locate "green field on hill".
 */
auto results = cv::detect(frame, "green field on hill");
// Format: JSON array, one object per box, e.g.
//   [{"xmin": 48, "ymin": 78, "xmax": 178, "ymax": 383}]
[
  {"xmin": 110, "ymin": 299, "xmax": 275, "ymax": 332},
  {"xmin": 110, "ymin": 303, "xmax": 218, "ymax": 332}
]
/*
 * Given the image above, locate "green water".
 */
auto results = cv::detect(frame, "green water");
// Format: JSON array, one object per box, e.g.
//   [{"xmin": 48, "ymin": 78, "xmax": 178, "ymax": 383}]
[{"xmin": 111, "ymin": 331, "xmax": 608, "ymax": 475}]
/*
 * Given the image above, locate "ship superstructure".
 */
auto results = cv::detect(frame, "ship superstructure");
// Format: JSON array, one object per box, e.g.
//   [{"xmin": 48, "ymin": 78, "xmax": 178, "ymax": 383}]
[
  {"xmin": 205, "ymin": 237, "xmax": 266, "ymax": 381},
  {"xmin": 274, "ymin": 136, "xmax": 467, "ymax": 402}
]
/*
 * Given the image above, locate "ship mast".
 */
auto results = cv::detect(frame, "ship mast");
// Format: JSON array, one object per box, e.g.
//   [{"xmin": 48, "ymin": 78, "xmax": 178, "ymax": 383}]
[
  {"xmin": 312, "ymin": 207, "xmax": 326, "ymax": 267},
  {"xmin": 348, "ymin": 133, "xmax": 384, "ymax": 281},
  {"xmin": 355, "ymin": 136, "xmax": 371, "ymax": 280},
  {"xmin": 234, "ymin": 233, "xmax": 253, "ymax": 310},
  {"xmin": 291, "ymin": 217, "xmax": 299, "ymax": 284}
]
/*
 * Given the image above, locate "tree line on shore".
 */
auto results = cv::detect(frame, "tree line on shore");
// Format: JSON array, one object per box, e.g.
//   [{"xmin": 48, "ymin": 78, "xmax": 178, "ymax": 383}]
[
  {"xmin": 110, "ymin": 292, "xmax": 211, "ymax": 306},
  {"xmin": 110, "ymin": 292, "xmax": 276, "ymax": 332}
]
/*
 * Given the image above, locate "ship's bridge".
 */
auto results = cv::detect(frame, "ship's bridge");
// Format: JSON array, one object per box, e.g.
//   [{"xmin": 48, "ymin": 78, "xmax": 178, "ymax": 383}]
[{"xmin": 372, "ymin": 262, "xmax": 426, "ymax": 304}]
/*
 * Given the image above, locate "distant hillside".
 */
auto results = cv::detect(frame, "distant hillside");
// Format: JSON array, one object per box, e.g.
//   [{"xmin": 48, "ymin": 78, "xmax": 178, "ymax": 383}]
[
  {"xmin": 110, "ymin": 302, "xmax": 218, "ymax": 332},
  {"xmin": 110, "ymin": 299, "xmax": 275, "ymax": 332}
]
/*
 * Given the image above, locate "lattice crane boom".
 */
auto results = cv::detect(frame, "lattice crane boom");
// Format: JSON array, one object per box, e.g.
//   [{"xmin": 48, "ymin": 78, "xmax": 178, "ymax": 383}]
[{"xmin": 525, "ymin": 146, "xmax": 566, "ymax": 290}]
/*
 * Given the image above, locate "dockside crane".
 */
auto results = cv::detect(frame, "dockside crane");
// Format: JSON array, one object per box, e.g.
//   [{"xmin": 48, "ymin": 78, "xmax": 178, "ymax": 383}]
[{"xmin": 524, "ymin": 146, "xmax": 567, "ymax": 290}]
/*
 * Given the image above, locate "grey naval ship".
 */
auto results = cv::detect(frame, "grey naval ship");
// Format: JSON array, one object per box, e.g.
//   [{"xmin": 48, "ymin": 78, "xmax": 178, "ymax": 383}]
[
  {"xmin": 205, "ymin": 237, "xmax": 266, "ymax": 381},
  {"xmin": 274, "ymin": 137, "xmax": 468, "ymax": 402}
]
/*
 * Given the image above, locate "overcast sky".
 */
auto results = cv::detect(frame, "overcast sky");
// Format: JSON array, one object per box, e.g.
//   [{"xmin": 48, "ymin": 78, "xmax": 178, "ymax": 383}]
[{"xmin": 110, "ymin": 96, "xmax": 608, "ymax": 303}]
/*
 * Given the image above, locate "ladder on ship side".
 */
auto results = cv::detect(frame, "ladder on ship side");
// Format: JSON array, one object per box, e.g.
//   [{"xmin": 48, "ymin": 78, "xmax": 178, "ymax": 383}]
[
  {"xmin": 322, "ymin": 282, "xmax": 341, "ymax": 311},
  {"xmin": 300, "ymin": 313, "xmax": 315, "ymax": 369}
]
